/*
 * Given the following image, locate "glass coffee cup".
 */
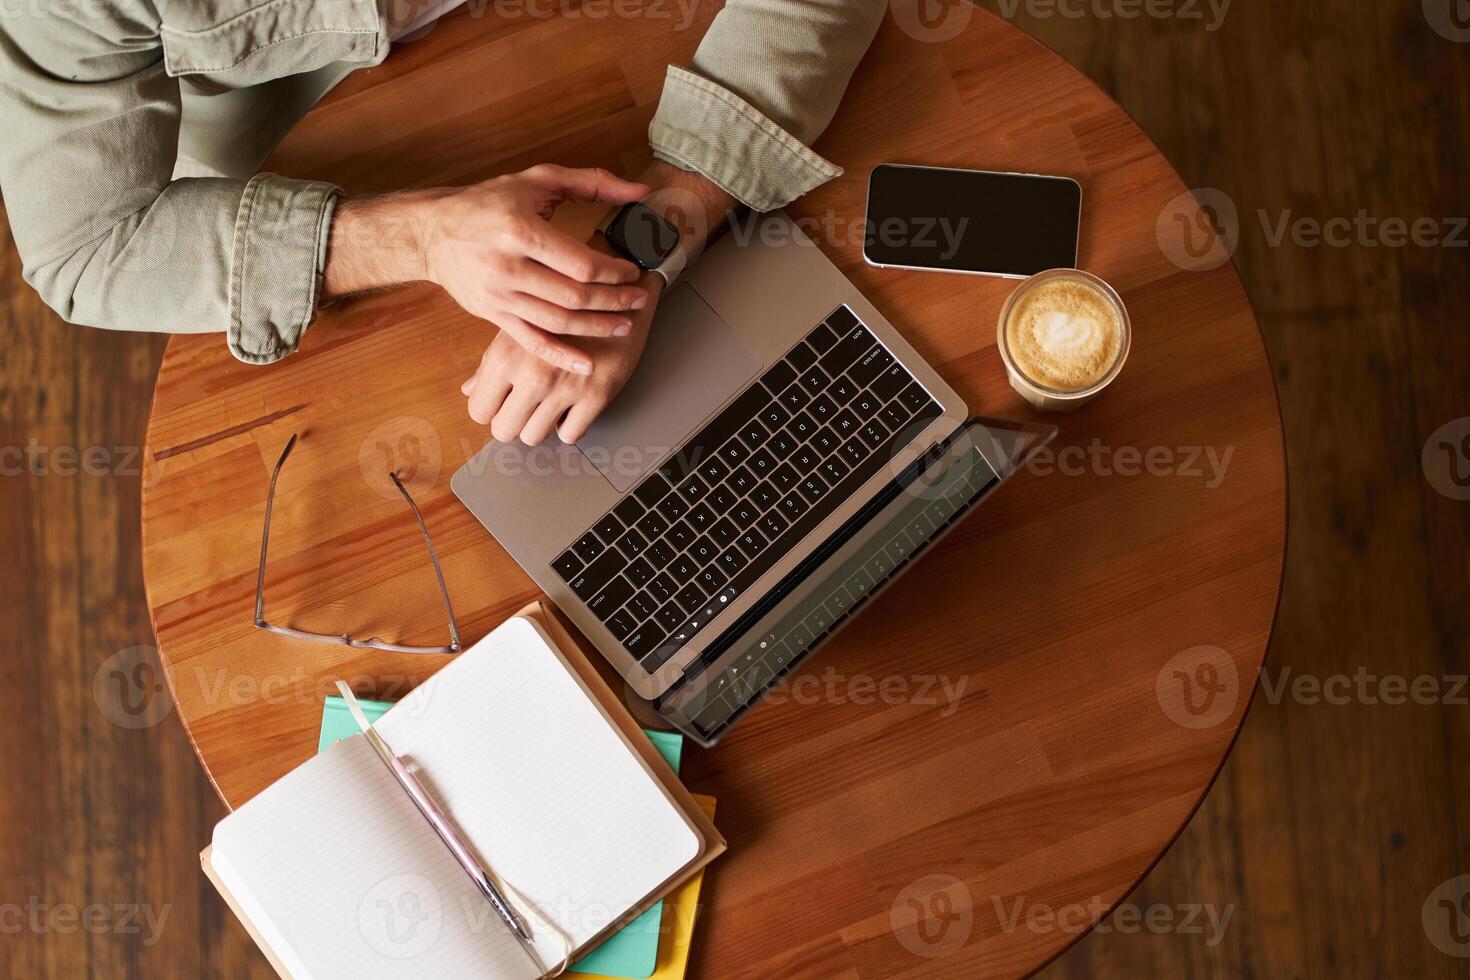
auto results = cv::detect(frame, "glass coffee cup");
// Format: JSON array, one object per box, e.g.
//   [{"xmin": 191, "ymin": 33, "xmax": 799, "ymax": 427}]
[{"xmin": 997, "ymin": 268, "xmax": 1131, "ymax": 412}]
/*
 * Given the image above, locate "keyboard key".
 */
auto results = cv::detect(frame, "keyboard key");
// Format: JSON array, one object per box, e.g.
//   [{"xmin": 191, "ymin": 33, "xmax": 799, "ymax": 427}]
[
  {"xmin": 654, "ymin": 602, "xmax": 685, "ymax": 631},
  {"xmin": 706, "ymin": 484, "xmax": 737, "ymax": 514},
  {"xmin": 806, "ymin": 321, "xmax": 838, "ymax": 353},
  {"xmin": 829, "ymin": 375, "xmax": 859, "ymax": 405},
  {"xmin": 656, "ymin": 492, "xmax": 689, "ymax": 522},
  {"xmin": 613, "ymin": 495, "xmax": 644, "ymax": 526},
  {"xmin": 739, "ymin": 419, "xmax": 769, "ymax": 449},
  {"xmin": 667, "ymin": 520, "xmax": 695, "ymax": 549},
  {"xmin": 751, "ymin": 481, "xmax": 780, "ymax": 509},
  {"xmin": 606, "ymin": 609, "xmax": 637, "ymax": 641},
  {"xmin": 787, "ymin": 411, "xmax": 818, "ymax": 441},
  {"xmin": 676, "ymin": 582, "xmax": 706, "ymax": 614},
  {"xmin": 831, "ymin": 409, "xmax": 861, "ymax": 436},
  {"xmin": 697, "ymin": 456, "xmax": 728, "ymax": 485},
  {"xmin": 747, "ymin": 448, "xmax": 776, "ymax": 477},
  {"xmin": 648, "ymin": 573, "xmax": 678, "ymax": 603},
  {"xmin": 759, "ymin": 402, "xmax": 790, "ymax": 431},
  {"xmin": 850, "ymin": 391, "xmax": 881, "ymax": 421},
  {"xmin": 798, "ymin": 473, "xmax": 830, "ymax": 504},
  {"xmin": 880, "ymin": 402, "xmax": 911, "ymax": 432},
  {"xmin": 688, "ymin": 535, "xmax": 719, "ymax": 564},
  {"xmin": 588, "ymin": 575, "xmax": 633, "ymax": 620},
  {"xmin": 625, "ymin": 623, "xmax": 666, "ymax": 659},
  {"xmin": 718, "ymin": 547, "xmax": 748, "ymax": 575},
  {"xmin": 808, "ymin": 393, "xmax": 837, "ymax": 423},
  {"xmin": 798, "ymin": 365, "xmax": 829, "ymax": 394},
  {"xmin": 776, "ymin": 490, "xmax": 811, "ymax": 520},
  {"xmin": 628, "ymin": 590, "xmax": 659, "ymax": 621},
  {"xmin": 872, "ymin": 363, "xmax": 913, "ymax": 401},
  {"xmin": 898, "ymin": 381, "xmax": 931, "ymax": 413},
  {"xmin": 568, "ymin": 549, "xmax": 623, "ymax": 601},
  {"xmin": 760, "ymin": 511, "xmax": 789, "ymax": 538},
  {"xmin": 779, "ymin": 384, "xmax": 810, "ymax": 412},
  {"xmin": 819, "ymin": 457, "xmax": 850, "ymax": 484},
  {"xmin": 669, "ymin": 555, "xmax": 698, "ymax": 584},
  {"xmin": 760, "ymin": 361, "xmax": 796, "ymax": 396},
  {"xmin": 551, "ymin": 550, "xmax": 583, "ymax": 581},
  {"xmin": 696, "ymin": 565, "xmax": 727, "ymax": 593},
  {"xmin": 826, "ymin": 305, "xmax": 859, "ymax": 332},
  {"xmin": 859, "ymin": 417, "xmax": 889, "ymax": 449},
  {"xmin": 785, "ymin": 341, "xmax": 817, "ymax": 371},
  {"xmin": 687, "ymin": 502, "xmax": 715, "ymax": 532},
  {"xmin": 711, "ymin": 517, "xmax": 740, "ymax": 547},
  {"xmin": 615, "ymin": 527, "xmax": 648, "ymax": 558},
  {"xmin": 849, "ymin": 345, "xmax": 894, "ymax": 387},
  {"xmin": 840, "ymin": 437, "xmax": 869, "ymax": 466},
  {"xmin": 818, "ymin": 324, "xmax": 876, "ymax": 377},
  {"xmin": 811, "ymin": 426, "xmax": 840, "ymax": 455},
  {"xmin": 737, "ymin": 526, "xmax": 769, "ymax": 557},
  {"xmin": 571, "ymin": 532, "xmax": 604, "ymax": 562},
  {"xmin": 678, "ymin": 473, "xmax": 709, "ymax": 502},
  {"xmin": 771, "ymin": 463, "xmax": 800, "ymax": 491},
  {"xmin": 625, "ymin": 557, "xmax": 654, "ymax": 588},
  {"xmin": 719, "ymin": 438, "xmax": 750, "ymax": 467},
  {"xmin": 789, "ymin": 445, "xmax": 819, "ymax": 476},
  {"xmin": 594, "ymin": 513, "xmax": 624, "ymax": 543},
  {"xmin": 730, "ymin": 499, "xmax": 760, "ymax": 528},
  {"xmin": 767, "ymin": 430, "xmax": 799, "ymax": 459},
  {"xmin": 635, "ymin": 509, "xmax": 669, "ymax": 540},
  {"xmin": 633, "ymin": 473, "xmax": 671, "ymax": 508},
  {"xmin": 728, "ymin": 465, "xmax": 756, "ymax": 496}
]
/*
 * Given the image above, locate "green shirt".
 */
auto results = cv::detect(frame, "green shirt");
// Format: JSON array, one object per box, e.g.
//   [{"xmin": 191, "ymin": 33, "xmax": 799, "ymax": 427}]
[{"xmin": 0, "ymin": 0, "xmax": 883, "ymax": 363}]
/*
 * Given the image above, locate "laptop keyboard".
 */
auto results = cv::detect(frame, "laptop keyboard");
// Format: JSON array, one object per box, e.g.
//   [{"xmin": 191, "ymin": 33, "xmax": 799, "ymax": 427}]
[{"xmin": 550, "ymin": 305, "xmax": 941, "ymax": 675}]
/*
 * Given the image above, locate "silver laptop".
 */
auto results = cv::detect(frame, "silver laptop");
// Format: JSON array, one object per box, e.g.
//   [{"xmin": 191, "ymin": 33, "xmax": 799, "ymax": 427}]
[{"xmin": 452, "ymin": 211, "xmax": 969, "ymax": 717}]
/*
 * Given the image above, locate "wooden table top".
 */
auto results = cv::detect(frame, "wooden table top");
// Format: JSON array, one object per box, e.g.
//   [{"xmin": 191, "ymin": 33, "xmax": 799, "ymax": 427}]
[{"xmin": 140, "ymin": 3, "xmax": 1285, "ymax": 975}]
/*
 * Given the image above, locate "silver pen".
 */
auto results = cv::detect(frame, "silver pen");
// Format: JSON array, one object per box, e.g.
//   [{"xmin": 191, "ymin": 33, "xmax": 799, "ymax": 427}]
[{"xmin": 336, "ymin": 684, "xmax": 540, "ymax": 962}]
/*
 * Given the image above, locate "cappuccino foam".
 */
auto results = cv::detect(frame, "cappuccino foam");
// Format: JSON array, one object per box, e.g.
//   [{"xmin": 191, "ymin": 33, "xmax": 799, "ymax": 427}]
[{"xmin": 1004, "ymin": 277, "xmax": 1123, "ymax": 391}]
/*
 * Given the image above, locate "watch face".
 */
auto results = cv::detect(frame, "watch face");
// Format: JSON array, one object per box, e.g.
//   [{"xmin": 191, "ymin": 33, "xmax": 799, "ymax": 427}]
[{"xmin": 606, "ymin": 203, "xmax": 679, "ymax": 269}]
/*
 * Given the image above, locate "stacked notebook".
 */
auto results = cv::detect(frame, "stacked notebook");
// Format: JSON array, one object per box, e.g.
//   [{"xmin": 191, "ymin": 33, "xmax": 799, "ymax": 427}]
[{"xmin": 202, "ymin": 605, "xmax": 724, "ymax": 979}]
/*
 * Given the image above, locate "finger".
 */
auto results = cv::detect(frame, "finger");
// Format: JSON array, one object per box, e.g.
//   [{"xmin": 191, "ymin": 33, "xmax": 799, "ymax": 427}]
[
  {"xmin": 526, "ymin": 223, "xmax": 641, "ymax": 285},
  {"xmin": 490, "ymin": 385, "xmax": 543, "ymax": 445},
  {"xmin": 461, "ymin": 374, "xmax": 478, "ymax": 396},
  {"xmin": 520, "ymin": 392, "xmax": 575, "ymax": 447},
  {"xmin": 467, "ymin": 365, "xmax": 512, "ymax": 426},
  {"xmin": 509, "ymin": 293, "xmax": 632, "ymax": 339},
  {"xmin": 493, "ymin": 314, "xmax": 593, "ymax": 375},
  {"xmin": 515, "ymin": 261, "xmax": 648, "ymax": 313},
  {"xmin": 522, "ymin": 164, "xmax": 648, "ymax": 205},
  {"xmin": 557, "ymin": 392, "xmax": 610, "ymax": 445}
]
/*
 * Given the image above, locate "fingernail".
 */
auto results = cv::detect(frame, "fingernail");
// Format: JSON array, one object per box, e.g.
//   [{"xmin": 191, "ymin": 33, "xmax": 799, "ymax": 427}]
[
  {"xmin": 631, "ymin": 294, "xmax": 647, "ymax": 310},
  {"xmin": 574, "ymin": 361, "xmax": 593, "ymax": 376},
  {"xmin": 614, "ymin": 322, "xmax": 631, "ymax": 337}
]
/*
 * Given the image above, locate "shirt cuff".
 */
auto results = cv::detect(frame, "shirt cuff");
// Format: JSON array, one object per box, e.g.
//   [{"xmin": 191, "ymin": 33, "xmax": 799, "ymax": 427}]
[
  {"xmin": 227, "ymin": 173, "xmax": 341, "ymax": 365},
  {"xmin": 649, "ymin": 66, "xmax": 842, "ymax": 213}
]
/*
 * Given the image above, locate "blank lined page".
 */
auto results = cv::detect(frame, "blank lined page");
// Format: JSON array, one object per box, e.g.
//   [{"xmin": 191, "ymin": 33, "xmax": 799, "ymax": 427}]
[{"xmin": 211, "ymin": 616, "xmax": 700, "ymax": 978}]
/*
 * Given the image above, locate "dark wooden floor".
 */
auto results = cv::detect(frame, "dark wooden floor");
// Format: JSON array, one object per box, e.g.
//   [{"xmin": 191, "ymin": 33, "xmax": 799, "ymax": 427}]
[{"xmin": 2, "ymin": 1, "xmax": 1466, "ymax": 976}]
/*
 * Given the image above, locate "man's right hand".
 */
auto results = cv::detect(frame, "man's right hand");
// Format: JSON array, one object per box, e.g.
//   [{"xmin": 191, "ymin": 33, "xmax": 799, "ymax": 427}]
[{"xmin": 324, "ymin": 165, "xmax": 651, "ymax": 375}]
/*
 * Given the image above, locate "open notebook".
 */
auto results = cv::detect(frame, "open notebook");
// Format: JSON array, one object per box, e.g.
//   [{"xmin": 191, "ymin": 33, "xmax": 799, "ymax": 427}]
[{"xmin": 203, "ymin": 605, "xmax": 723, "ymax": 979}]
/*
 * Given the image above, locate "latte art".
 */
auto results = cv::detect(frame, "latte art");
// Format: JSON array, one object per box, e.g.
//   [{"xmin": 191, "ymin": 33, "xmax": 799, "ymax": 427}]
[{"xmin": 1004, "ymin": 278, "xmax": 1124, "ymax": 392}]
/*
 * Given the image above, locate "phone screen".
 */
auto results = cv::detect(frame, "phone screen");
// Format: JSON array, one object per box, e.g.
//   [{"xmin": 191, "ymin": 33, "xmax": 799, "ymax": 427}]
[{"xmin": 863, "ymin": 164, "xmax": 1081, "ymax": 278}]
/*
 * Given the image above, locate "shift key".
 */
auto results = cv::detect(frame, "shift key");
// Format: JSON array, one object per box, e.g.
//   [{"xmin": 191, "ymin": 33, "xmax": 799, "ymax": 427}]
[{"xmin": 568, "ymin": 549, "xmax": 624, "ymax": 601}]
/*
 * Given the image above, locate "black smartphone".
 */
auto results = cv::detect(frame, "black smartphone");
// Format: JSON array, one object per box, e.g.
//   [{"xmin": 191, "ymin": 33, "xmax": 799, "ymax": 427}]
[{"xmin": 862, "ymin": 163, "xmax": 1082, "ymax": 279}]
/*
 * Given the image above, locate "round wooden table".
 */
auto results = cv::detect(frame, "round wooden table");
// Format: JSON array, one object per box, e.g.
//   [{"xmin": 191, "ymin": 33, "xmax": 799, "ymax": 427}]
[{"xmin": 141, "ymin": 3, "xmax": 1285, "ymax": 975}]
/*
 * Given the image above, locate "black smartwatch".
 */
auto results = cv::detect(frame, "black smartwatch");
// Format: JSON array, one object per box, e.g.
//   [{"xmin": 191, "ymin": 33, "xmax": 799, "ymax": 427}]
[{"xmin": 597, "ymin": 202, "xmax": 687, "ymax": 287}]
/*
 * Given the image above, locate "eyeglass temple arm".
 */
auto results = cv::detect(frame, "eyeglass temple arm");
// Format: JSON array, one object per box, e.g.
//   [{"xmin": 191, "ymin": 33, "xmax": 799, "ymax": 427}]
[
  {"xmin": 255, "ymin": 433, "xmax": 297, "ymax": 628},
  {"xmin": 389, "ymin": 469, "xmax": 463, "ymax": 654}
]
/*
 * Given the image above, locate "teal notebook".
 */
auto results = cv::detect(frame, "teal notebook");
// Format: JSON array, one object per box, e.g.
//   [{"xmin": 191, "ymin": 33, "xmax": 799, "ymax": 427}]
[{"xmin": 319, "ymin": 696, "xmax": 683, "ymax": 979}]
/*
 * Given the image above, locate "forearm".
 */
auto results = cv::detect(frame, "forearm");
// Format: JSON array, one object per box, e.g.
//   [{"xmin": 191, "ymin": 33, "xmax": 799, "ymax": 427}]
[{"xmin": 321, "ymin": 189, "xmax": 438, "ymax": 299}]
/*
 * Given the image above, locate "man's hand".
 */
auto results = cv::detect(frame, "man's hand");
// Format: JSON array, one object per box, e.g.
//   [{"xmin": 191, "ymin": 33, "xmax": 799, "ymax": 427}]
[
  {"xmin": 461, "ymin": 271, "xmax": 663, "ymax": 445},
  {"xmin": 324, "ymin": 165, "xmax": 652, "ymax": 375}
]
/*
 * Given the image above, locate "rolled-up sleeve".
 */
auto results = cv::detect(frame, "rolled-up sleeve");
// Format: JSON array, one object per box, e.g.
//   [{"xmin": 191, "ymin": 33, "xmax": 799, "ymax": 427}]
[
  {"xmin": 650, "ymin": 0, "xmax": 887, "ymax": 211},
  {"xmin": 0, "ymin": 2, "xmax": 379, "ymax": 363}
]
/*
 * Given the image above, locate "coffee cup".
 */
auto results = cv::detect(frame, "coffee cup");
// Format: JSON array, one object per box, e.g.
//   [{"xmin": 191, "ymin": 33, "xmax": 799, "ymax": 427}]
[{"xmin": 996, "ymin": 268, "xmax": 1131, "ymax": 412}]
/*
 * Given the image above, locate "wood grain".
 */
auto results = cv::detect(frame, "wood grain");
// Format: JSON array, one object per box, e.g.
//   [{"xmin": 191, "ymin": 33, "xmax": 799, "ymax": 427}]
[{"xmin": 134, "ymin": 4, "xmax": 1285, "ymax": 977}]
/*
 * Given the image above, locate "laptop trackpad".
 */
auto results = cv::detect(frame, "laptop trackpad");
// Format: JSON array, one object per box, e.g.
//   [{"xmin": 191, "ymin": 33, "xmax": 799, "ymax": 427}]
[{"xmin": 578, "ymin": 284, "xmax": 762, "ymax": 493}]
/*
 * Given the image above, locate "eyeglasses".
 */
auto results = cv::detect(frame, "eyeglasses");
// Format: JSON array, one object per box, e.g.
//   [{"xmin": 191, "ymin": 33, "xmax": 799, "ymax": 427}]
[{"xmin": 254, "ymin": 433, "xmax": 462, "ymax": 654}]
